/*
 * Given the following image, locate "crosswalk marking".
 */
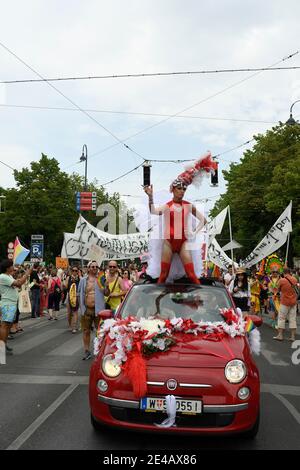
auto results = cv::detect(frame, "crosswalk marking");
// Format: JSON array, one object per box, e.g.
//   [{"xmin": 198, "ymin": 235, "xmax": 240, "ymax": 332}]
[
  {"xmin": 0, "ymin": 374, "xmax": 88, "ymax": 384},
  {"xmin": 46, "ymin": 334, "xmax": 83, "ymax": 356},
  {"xmin": 12, "ymin": 329, "xmax": 64, "ymax": 355},
  {"xmin": 6, "ymin": 384, "xmax": 79, "ymax": 450}
]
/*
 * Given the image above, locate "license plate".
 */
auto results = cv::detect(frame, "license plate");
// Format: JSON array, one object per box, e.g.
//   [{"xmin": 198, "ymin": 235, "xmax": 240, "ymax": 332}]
[{"xmin": 140, "ymin": 397, "xmax": 202, "ymax": 414}]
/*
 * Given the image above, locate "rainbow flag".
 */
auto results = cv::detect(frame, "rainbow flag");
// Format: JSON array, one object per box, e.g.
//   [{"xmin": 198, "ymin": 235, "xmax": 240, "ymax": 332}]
[
  {"xmin": 13, "ymin": 237, "xmax": 30, "ymax": 265},
  {"xmin": 245, "ymin": 318, "xmax": 255, "ymax": 333}
]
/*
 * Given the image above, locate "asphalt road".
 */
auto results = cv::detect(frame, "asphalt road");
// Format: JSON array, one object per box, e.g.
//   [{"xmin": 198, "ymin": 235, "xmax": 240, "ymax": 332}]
[{"xmin": 1, "ymin": 309, "xmax": 300, "ymax": 451}]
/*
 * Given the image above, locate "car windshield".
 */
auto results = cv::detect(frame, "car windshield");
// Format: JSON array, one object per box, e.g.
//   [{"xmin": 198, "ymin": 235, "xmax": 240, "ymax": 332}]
[{"xmin": 121, "ymin": 284, "xmax": 232, "ymax": 323}]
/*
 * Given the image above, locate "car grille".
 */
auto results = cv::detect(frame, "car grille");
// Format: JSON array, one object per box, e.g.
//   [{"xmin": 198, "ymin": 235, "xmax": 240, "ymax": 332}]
[{"xmin": 109, "ymin": 406, "xmax": 234, "ymax": 428}]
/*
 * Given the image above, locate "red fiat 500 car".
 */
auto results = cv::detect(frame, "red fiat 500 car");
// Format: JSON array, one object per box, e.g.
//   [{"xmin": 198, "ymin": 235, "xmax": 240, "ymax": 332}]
[{"xmin": 89, "ymin": 280, "xmax": 261, "ymax": 437}]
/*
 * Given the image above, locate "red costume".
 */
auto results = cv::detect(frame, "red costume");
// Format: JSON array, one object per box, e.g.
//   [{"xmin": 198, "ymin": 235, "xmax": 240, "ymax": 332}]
[
  {"xmin": 164, "ymin": 200, "xmax": 189, "ymax": 253},
  {"xmin": 155, "ymin": 152, "xmax": 217, "ymax": 285}
]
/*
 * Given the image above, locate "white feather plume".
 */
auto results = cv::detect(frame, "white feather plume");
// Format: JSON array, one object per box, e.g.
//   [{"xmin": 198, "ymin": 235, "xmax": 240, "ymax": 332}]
[{"xmin": 248, "ymin": 328, "xmax": 261, "ymax": 355}]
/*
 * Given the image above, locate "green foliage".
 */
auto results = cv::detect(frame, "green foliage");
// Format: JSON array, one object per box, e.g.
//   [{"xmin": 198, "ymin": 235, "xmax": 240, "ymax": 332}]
[
  {"xmin": 0, "ymin": 154, "xmax": 126, "ymax": 262},
  {"xmin": 211, "ymin": 124, "xmax": 300, "ymax": 261}
]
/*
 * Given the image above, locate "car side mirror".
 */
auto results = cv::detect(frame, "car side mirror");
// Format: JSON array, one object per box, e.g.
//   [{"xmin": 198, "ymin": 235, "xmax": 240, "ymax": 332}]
[
  {"xmin": 98, "ymin": 309, "xmax": 113, "ymax": 320},
  {"xmin": 246, "ymin": 315, "xmax": 263, "ymax": 328}
]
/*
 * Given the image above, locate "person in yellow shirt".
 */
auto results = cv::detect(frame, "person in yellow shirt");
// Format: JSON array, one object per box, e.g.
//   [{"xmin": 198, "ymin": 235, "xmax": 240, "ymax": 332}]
[
  {"xmin": 250, "ymin": 272, "xmax": 261, "ymax": 315},
  {"xmin": 104, "ymin": 261, "xmax": 126, "ymax": 313}
]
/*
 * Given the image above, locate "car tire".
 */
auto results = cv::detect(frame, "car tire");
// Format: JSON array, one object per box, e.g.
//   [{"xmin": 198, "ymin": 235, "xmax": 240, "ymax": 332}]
[{"xmin": 242, "ymin": 410, "xmax": 260, "ymax": 439}]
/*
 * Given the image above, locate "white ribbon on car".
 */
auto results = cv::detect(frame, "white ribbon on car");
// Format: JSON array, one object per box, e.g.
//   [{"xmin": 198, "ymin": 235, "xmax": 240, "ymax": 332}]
[{"xmin": 155, "ymin": 395, "xmax": 177, "ymax": 428}]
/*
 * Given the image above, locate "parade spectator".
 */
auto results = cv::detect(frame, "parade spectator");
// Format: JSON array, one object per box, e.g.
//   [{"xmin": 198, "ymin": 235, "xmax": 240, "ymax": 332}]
[
  {"xmin": 259, "ymin": 275, "xmax": 269, "ymax": 315},
  {"xmin": 250, "ymin": 272, "xmax": 261, "ymax": 315},
  {"xmin": 128, "ymin": 263, "xmax": 139, "ymax": 283},
  {"xmin": 232, "ymin": 268, "xmax": 250, "ymax": 314},
  {"xmin": 39, "ymin": 269, "xmax": 49, "ymax": 317},
  {"xmin": 47, "ymin": 269, "xmax": 62, "ymax": 321},
  {"xmin": 11, "ymin": 268, "xmax": 31, "ymax": 333},
  {"xmin": 0, "ymin": 260, "xmax": 31, "ymax": 354},
  {"xmin": 268, "ymin": 270, "xmax": 281, "ymax": 328},
  {"xmin": 104, "ymin": 261, "xmax": 125, "ymax": 313},
  {"xmin": 61, "ymin": 269, "xmax": 69, "ymax": 305},
  {"xmin": 65, "ymin": 266, "xmax": 80, "ymax": 333},
  {"xmin": 30, "ymin": 262, "xmax": 41, "ymax": 318},
  {"xmin": 10, "ymin": 267, "xmax": 22, "ymax": 335},
  {"xmin": 138, "ymin": 256, "xmax": 149, "ymax": 280},
  {"xmin": 224, "ymin": 265, "xmax": 235, "ymax": 293},
  {"xmin": 121, "ymin": 269, "xmax": 133, "ymax": 295},
  {"xmin": 78, "ymin": 261, "xmax": 105, "ymax": 360},
  {"xmin": 273, "ymin": 268, "xmax": 299, "ymax": 342}
]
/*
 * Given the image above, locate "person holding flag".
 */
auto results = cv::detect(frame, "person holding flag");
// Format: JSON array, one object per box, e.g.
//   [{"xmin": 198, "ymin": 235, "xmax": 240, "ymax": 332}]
[{"xmin": 0, "ymin": 260, "xmax": 32, "ymax": 355}]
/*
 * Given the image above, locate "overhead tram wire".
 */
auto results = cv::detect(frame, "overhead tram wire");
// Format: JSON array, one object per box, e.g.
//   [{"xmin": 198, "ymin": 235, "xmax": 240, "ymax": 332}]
[
  {"xmin": 99, "ymin": 138, "xmax": 254, "ymax": 187},
  {"xmin": 0, "ymin": 160, "xmax": 16, "ymax": 171},
  {"xmin": 63, "ymin": 50, "xmax": 299, "ymax": 172},
  {"xmin": 0, "ymin": 41, "xmax": 146, "ymax": 164},
  {"xmin": 2, "ymin": 65, "xmax": 300, "ymax": 84},
  {"xmin": 2, "ymin": 44, "xmax": 297, "ymax": 179},
  {"xmin": 82, "ymin": 50, "xmax": 300, "ymax": 167},
  {"xmin": 0, "ymin": 103, "xmax": 278, "ymax": 125},
  {"xmin": 101, "ymin": 162, "xmax": 145, "ymax": 186}
]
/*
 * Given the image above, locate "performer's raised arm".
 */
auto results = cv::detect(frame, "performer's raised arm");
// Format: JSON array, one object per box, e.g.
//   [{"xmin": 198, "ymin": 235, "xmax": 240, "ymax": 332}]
[{"xmin": 144, "ymin": 185, "xmax": 166, "ymax": 215}]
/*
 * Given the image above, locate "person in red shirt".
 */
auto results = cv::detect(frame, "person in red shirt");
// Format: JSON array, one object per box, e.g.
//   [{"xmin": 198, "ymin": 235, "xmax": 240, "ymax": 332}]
[{"xmin": 273, "ymin": 268, "xmax": 299, "ymax": 341}]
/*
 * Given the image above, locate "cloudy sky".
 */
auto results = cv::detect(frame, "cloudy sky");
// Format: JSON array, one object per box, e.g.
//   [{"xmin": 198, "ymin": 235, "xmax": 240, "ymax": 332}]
[{"xmin": 0, "ymin": 0, "xmax": 299, "ymax": 212}]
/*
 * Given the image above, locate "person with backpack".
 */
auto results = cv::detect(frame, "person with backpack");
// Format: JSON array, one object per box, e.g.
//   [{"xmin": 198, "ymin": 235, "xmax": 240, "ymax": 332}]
[
  {"xmin": 273, "ymin": 267, "xmax": 299, "ymax": 342},
  {"xmin": 47, "ymin": 268, "xmax": 62, "ymax": 321},
  {"xmin": 65, "ymin": 266, "xmax": 80, "ymax": 333}
]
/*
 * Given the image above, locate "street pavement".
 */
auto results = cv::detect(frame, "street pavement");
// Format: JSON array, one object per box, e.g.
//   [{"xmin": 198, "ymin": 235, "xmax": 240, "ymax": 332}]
[{"xmin": 0, "ymin": 309, "xmax": 300, "ymax": 450}]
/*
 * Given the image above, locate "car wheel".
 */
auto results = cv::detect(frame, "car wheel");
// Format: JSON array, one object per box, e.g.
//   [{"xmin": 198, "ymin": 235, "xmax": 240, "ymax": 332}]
[{"xmin": 242, "ymin": 410, "xmax": 260, "ymax": 439}]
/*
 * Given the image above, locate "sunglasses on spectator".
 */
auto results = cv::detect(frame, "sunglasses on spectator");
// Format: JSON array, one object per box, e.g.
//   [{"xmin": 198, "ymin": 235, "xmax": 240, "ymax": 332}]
[
  {"xmin": 90, "ymin": 265, "xmax": 98, "ymax": 269},
  {"xmin": 109, "ymin": 265, "xmax": 117, "ymax": 268},
  {"xmin": 72, "ymin": 269, "xmax": 78, "ymax": 272}
]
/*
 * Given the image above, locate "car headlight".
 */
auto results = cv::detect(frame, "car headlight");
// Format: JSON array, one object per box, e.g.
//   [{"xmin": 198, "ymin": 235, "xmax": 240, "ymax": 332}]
[
  {"xmin": 102, "ymin": 354, "xmax": 121, "ymax": 378},
  {"xmin": 225, "ymin": 359, "xmax": 247, "ymax": 384}
]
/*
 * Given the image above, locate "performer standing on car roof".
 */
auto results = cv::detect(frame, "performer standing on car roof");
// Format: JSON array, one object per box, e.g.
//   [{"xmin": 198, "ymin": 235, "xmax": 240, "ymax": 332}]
[{"xmin": 144, "ymin": 152, "xmax": 217, "ymax": 284}]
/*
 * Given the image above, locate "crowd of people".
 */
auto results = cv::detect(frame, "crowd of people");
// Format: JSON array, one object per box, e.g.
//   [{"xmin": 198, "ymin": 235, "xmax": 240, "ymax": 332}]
[
  {"xmin": 221, "ymin": 264, "xmax": 300, "ymax": 341},
  {"xmin": 0, "ymin": 258, "xmax": 148, "ymax": 359},
  {"xmin": 0, "ymin": 256, "xmax": 299, "ymax": 360}
]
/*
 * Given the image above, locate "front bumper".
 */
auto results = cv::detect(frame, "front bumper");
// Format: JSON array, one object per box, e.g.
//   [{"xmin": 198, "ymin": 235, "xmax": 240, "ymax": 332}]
[
  {"xmin": 90, "ymin": 362, "xmax": 260, "ymax": 435},
  {"xmin": 97, "ymin": 394, "xmax": 249, "ymax": 414},
  {"xmin": 91, "ymin": 394, "xmax": 258, "ymax": 435}
]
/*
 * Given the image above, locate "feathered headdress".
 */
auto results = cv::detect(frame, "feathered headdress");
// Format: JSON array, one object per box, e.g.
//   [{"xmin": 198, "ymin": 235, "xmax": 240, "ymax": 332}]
[{"xmin": 170, "ymin": 151, "xmax": 217, "ymax": 192}]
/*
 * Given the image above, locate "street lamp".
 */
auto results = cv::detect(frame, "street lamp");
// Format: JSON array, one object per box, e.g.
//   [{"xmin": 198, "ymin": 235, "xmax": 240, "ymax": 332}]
[
  {"xmin": 286, "ymin": 100, "xmax": 300, "ymax": 125},
  {"xmin": 80, "ymin": 144, "xmax": 88, "ymax": 190}
]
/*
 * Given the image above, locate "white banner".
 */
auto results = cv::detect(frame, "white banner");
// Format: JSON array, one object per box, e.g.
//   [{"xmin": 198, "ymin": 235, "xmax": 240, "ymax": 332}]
[
  {"xmin": 61, "ymin": 233, "xmax": 138, "ymax": 261},
  {"xmin": 207, "ymin": 206, "xmax": 228, "ymax": 236},
  {"xmin": 222, "ymin": 240, "xmax": 243, "ymax": 251},
  {"xmin": 207, "ymin": 237, "xmax": 236, "ymax": 270},
  {"xmin": 241, "ymin": 201, "xmax": 292, "ymax": 268},
  {"xmin": 74, "ymin": 215, "xmax": 149, "ymax": 256},
  {"xmin": 62, "ymin": 215, "xmax": 149, "ymax": 261}
]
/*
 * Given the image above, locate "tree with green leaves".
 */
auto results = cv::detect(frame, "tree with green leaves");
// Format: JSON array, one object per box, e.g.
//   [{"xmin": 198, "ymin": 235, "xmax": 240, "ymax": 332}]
[
  {"xmin": 211, "ymin": 123, "xmax": 300, "ymax": 264},
  {"xmin": 0, "ymin": 154, "xmax": 126, "ymax": 262}
]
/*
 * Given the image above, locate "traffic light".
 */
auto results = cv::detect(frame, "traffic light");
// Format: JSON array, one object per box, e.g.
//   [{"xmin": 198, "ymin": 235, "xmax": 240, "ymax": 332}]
[
  {"xmin": 143, "ymin": 161, "xmax": 152, "ymax": 187},
  {"xmin": 211, "ymin": 162, "xmax": 218, "ymax": 186}
]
